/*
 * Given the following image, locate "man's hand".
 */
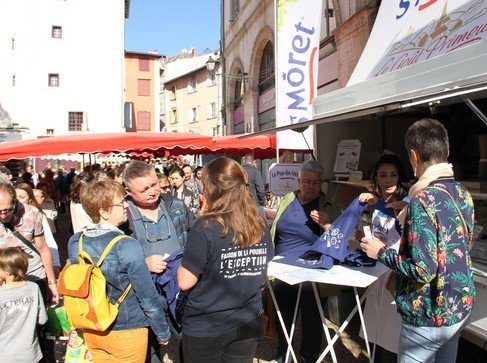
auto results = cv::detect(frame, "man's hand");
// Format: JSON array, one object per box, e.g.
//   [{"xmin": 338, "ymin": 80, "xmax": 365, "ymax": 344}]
[
  {"xmin": 159, "ymin": 340, "xmax": 169, "ymax": 346},
  {"xmin": 360, "ymin": 237, "xmax": 385, "ymax": 260},
  {"xmin": 310, "ymin": 210, "xmax": 330, "ymax": 229},
  {"xmin": 145, "ymin": 255, "xmax": 168, "ymax": 273}
]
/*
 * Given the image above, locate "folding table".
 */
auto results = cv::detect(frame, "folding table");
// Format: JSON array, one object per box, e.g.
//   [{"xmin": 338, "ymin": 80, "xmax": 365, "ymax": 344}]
[{"xmin": 267, "ymin": 258, "xmax": 390, "ymax": 363}]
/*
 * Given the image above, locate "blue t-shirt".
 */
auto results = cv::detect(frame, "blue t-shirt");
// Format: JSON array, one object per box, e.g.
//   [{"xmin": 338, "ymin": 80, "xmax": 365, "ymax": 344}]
[{"xmin": 275, "ymin": 197, "xmax": 320, "ymax": 255}]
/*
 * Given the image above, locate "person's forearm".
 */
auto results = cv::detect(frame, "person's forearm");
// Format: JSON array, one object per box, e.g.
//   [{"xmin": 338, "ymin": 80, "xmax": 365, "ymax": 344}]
[{"xmin": 39, "ymin": 246, "xmax": 56, "ymax": 282}]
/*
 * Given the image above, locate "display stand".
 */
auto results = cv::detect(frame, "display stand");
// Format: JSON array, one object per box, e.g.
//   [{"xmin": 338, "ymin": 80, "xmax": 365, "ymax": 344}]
[{"xmin": 267, "ymin": 258, "xmax": 389, "ymax": 363}]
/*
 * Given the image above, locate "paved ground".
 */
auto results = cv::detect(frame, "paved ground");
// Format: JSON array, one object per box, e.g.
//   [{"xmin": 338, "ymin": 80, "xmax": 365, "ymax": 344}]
[{"xmin": 55, "ymin": 210, "xmax": 483, "ymax": 363}]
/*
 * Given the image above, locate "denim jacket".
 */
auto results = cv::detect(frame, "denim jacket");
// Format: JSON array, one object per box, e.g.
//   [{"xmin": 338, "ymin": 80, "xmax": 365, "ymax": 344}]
[{"xmin": 67, "ymin": 224, "xmax": 171, "ymax": 342}]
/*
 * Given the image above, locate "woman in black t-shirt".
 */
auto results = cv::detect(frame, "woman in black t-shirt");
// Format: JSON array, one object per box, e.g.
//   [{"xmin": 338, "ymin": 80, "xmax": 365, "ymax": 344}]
[{"xmin": 177, "ymin": 157, "xmax": 273, "ymax": 363}]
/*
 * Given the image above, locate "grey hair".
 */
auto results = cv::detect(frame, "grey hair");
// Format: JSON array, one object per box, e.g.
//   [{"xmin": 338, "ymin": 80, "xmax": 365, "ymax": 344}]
[
  {"xmin": 299, "ymin": 160, "xmax": 323, "ymax": 178},
  {"xmin": 122, "ymin": 161, "xmax": 156, "ymax": 189},
  {"xmin": 0, "ymin": 182, "xmax": 16, "ymax": 201}
]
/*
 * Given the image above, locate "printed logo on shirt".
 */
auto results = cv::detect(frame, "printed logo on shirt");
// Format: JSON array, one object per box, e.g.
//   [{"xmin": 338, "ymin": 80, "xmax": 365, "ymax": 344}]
[
  {"xmin": 0, "ymin": 296, "xmax": 34, "ymax": 311},
  {"xmin": 219, "ymin": 243, "xmax": 268, "ymax": 279},
  {"xmin": 320, "ymin": 226, "xmax": 344, "ymax": 249}
]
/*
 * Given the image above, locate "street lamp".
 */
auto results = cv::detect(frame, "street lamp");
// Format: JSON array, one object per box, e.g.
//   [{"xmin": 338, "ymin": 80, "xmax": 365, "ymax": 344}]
[{"xmin": 206, "ymin": 56, "xmax": 249, "ymax": 81}]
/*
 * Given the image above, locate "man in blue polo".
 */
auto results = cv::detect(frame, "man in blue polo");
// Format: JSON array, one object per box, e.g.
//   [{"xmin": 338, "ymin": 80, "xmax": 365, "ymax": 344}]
[{"xmin": 122, "ymin": 161, "xmax": 194, "ymax": 363}]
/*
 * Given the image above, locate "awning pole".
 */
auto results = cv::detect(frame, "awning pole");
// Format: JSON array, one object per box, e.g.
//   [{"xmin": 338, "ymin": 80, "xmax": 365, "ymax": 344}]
[{"xmin": 463, "ymin": 96, "xmax": 487, "ymax": 127}]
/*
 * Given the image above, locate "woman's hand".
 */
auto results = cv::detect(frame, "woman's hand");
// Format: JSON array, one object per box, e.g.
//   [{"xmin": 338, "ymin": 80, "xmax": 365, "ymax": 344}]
[
  {"xmin": 310, "ymin": 210, "xmax": 330, "ymax": 230},
  {"xmin": 385, "ymin": 200, "xmax": 408, "ymax": 214},
  {"xmin": 359, "ymin": 237, "xmax": 385, "ymax": 260},
  {"xmin": 358, "ymin": 193, "xmax": 378, "ymax": 206},
  {"xmin": 354, "ymin": 227, "xmax": 364, "ymax": 242}
]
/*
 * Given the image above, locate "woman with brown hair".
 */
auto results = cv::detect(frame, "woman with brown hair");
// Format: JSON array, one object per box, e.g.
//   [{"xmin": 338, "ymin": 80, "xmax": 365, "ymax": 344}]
[
  {"xmin": 67, "ymin": 179, "xmax": 170, "ymax": 361},
  {"xmin": 177, "ymin": 157, "xmax": 274, "ymax": 363},
  {"xmin": 15, "ymin": 183, "xmax": 61, "ymax": 275}
]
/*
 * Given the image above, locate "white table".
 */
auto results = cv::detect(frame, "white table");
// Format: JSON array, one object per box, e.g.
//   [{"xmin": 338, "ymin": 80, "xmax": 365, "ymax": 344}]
[{"xmin": 267, "ymin": 258, "xmax": 390, "ymax": 363}]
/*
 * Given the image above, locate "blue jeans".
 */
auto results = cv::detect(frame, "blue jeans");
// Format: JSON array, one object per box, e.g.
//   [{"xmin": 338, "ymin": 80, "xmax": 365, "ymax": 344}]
[{"xmin": 398, "ymin": 315, "xmax": 470, "ymax": 363}]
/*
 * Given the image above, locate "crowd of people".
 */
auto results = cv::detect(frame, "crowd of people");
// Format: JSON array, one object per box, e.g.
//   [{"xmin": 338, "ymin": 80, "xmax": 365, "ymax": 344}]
[{"xmin": 0, "ymin": 118, "xmax": 477, "ymax": 363}]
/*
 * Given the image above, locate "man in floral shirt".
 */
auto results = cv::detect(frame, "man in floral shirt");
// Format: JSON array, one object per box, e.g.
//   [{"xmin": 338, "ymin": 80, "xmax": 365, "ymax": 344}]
[{"xmin": 361, "ymin": 118, "xmax": 475, "ymax": 362}]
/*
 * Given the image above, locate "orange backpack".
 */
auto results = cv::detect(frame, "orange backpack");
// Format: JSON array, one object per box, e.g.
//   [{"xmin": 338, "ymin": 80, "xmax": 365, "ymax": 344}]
[{"xmin": 58, "ymin": 235, "xmax": 131, "ymax": 331}]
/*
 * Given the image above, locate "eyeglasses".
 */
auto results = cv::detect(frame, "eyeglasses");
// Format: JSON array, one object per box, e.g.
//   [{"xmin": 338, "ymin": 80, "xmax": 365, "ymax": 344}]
[
  {"xmin": 301, "ymin": 179, "xmax": 322, "ymax": 186},
  {"xmin": 143, "ymin": 214, "xmax": 171, "ymax": 243},
  {"xmin": 0, "ymin": 208, "xmax": 14, "ymax": 215},
  {"xmin": 109, "ymin": 199, "xmax": 126, "ymax": 208}
]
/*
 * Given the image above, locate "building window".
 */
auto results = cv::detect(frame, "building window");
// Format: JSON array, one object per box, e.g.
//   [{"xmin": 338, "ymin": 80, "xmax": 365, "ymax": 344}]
[
  {"xmin": 188, "ymin": 75, "xmax": 197, "ymax": 93},
  {"xmin": 48, "ymin": 73, "xmax": 59, "ymax": 87},
  {"xmin": 234, "ymin": 70, "xmax": 244, "ymax": 108},
  {"xmin": 207, "ymin": 103, "xmax": 216, "ymax": 119},
  {"xmin": 68, "ymin": 112, "xmax": 83, "ymax": 131},
  {"xmin": 258, "ymin": 41, "xmax": 275, "ymax": 93},
  {"xmin": 189, "ymin": 107, "xmax": 197, "ymax": 123},
  {"xmin": 52, "ymin": 26, "xmax": 62, "ymax": 38},
  {"xmin": 169, "ymin": 108, "xmax": 178, "ymax": 124},
  {"xmin": 169, "ymin": 86, "xmax": 176, "ymax": 101},
  {"xmin": 139, "ymin": 58, "xmax": 150, "ymax": 71},
  {"xmin": 46, "ymin": 128, "xmax": 54, "ymax": 135},
  {"xmin": 138, "ymin": 79, "xmax": 151, "ymax": 96},
  {"xmin": 12, "ymin": 74, "xmax": 15, "ymax": 87},
  {"xmin": 124, "ymin": 102, "xmax": 133, "ymax": 128},
  {"xmin": 137, "ymin": 111, "xmax": 151, "ymax": 131}
]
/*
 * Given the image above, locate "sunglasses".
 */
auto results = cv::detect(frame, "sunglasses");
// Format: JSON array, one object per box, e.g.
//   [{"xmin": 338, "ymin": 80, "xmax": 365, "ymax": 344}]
[{"xmin": 0, "ymin": 208, "xmax": 14, "ymax": 215}]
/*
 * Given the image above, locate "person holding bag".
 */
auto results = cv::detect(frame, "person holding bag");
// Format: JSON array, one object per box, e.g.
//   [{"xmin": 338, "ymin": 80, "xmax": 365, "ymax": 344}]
[
  {"xmin": 361, "ymin": 118, "xmax": 475, "ymax": 363},
  {"xmin": 67, "ymin": 179, "xmax": 170, "ymax": 362},
  {"xmin": 356, "ymin": 154, "xmax": 409, "ymax": 361}
]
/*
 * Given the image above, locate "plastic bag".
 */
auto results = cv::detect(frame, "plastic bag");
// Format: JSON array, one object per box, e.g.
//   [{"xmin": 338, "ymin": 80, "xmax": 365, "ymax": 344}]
[
  {"xmin": 65, "ymin": 329, "xmax": 92, "ymax": 363},
  {"xmin": 47, "ymin": 304, "xmax": 72, "ymax": 337}
]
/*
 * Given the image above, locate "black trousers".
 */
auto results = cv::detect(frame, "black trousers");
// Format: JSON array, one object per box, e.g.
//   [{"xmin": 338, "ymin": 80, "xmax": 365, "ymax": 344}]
[
  {"xmin": 182, "ymin": 314, "xmax": 264, "ymax": 363},
  {"xmin": 274, "ymin": 280, "xmax": 328, "ymax": 362}
]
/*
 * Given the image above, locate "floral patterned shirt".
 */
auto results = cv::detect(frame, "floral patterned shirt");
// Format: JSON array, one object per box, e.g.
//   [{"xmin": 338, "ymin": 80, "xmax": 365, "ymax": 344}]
[{"xmin": 378, "ymin": 177, "xmax": 475, "ymax": 327}]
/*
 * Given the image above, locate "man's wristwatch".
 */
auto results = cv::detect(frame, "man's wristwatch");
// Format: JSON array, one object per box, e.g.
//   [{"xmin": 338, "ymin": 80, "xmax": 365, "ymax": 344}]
[{"xmin": 48, "ymin": 279, "xmax": 57, "ymax": 285}]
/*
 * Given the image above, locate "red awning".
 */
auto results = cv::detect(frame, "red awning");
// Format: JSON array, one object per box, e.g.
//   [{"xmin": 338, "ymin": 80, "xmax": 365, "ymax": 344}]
[
  {"xmin": 0, "ymin": 132, "xmax": 301, "ymax": 161},
  {"xmin": 0, "ymin": 132, "xmax": 212, "ymax": 161},
  {"xmin": 209, "ymin": 134, "xmax": 277, "ymax": 159}
]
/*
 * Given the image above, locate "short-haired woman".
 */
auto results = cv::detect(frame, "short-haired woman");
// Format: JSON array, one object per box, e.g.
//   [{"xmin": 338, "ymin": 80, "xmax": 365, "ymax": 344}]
[
  {"xmin": 361, "ymin": 118, "xmax": 476, "ymax": 362},
  {"xmin": 177, "ymin": 157, "xmax": 274, "ymax": 362},
  {"xmin": 67, "ymin": 179, "xmax": 170, "ymax": 362}
]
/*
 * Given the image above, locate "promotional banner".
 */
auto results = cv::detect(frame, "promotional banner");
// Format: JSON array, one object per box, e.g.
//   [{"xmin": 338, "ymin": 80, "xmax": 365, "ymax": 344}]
[
  {"xmin": 348, "ymin": 0, "xmax": 487, "ymax": 85},
  {"xmin": 275, "ymin": 0, "xmax": 322, "ymax": 151}
]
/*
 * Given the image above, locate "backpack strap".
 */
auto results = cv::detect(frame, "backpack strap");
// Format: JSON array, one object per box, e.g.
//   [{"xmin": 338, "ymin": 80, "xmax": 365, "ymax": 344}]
[
  {"xmin": 426, "ymin": 186, "xmax": 471, "ymax": 247},
  {"xmin": 99, "ymin": 235, "xmax": 133, "ymax": 306},
  {"xmin": 79, "ymin": 234, "xmax": 133, "ymax": 305},
  {"xmin": 97, "ymin": 235, "xmax": 128, "ymax": 267},
  {"xmin": 78, "ymin": 235, "xmax": 93, "ymax": 265}
]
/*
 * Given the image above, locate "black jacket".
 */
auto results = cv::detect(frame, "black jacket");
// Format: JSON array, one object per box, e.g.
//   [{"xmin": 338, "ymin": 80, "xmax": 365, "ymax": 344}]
[{"xmin": 242, "ymin": 163, "xmax": 266, "ymax": 207}]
